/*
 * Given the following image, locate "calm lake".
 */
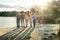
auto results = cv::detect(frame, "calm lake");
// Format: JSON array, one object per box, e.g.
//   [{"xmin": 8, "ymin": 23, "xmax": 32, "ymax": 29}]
[
  {"xmin": 0, "ymin": 17, "xmax": 30, "ymax": 28},
  {"xmin": 0, "ymin": 17, "xmax": 16, "ymax": 28}
]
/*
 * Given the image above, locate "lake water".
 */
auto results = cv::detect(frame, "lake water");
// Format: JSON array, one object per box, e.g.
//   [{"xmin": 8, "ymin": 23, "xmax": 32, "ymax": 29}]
[
  {"xmin": 0, "ymin": 17, "xmax": 16, "ymax": 28},
  {"xmin": 0, "ymin": 17, "xmax": 31, "ymax": 28}
]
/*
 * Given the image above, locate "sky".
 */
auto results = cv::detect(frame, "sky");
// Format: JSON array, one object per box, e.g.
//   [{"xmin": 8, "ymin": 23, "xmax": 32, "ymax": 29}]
[{"xmin": 0, "ymin": 0, "xmax": 52, "ymax": 11}]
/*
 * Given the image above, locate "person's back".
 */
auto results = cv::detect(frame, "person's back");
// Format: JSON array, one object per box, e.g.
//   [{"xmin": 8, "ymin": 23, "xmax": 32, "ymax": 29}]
[
  {"xmin": 16, "ymin": 12, "xmax": 21, "ymax": 28},
  {"xmin": 20, "ymin": 11, "xmax": 25, "ymax": 27},
  {"xmin": 25, "ymin": 11, "xmax": 32, "ymax": 27},
  {"xmin": 32, "ymin": 14, "xmax": 36, "ymax": 27},
  {"xmin": 27, "ymin": 13, "xmax": 32, "ymax": 19},
  {"xmin": 20, "ymin": 13, "xmax": 25, "ymax": 20},
  {"xmin": 16, "ymin": 13, "xmax": 20, "ymax": 18},
  {"xmin": 32, "ymin": 14, "xmax": 35, "ymax": 20}
]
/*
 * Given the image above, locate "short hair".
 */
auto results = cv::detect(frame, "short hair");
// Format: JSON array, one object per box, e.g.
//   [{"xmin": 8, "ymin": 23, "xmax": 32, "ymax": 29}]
[
  {"xmin": 20, "ymin": 11, "xmax": 24, "ymax": 13},
  {"xmin": 26, "ymin": 11, "xmax": 29, "ymax": 13}
]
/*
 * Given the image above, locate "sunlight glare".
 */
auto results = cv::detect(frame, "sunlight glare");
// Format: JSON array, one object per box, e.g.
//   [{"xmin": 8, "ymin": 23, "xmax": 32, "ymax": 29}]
[{"xmin": 38, "ymin": 0, "xmax": 52, "ymax": 7}]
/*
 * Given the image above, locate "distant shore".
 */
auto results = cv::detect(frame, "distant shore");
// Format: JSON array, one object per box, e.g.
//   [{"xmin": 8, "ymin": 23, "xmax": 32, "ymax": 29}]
[{"xmin": 0, "ymin": 27, "xmax": 16, "ymax": 36}]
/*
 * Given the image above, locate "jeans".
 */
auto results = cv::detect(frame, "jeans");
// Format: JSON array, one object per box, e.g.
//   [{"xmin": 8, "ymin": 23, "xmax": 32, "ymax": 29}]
[{"xmin": 17, "ymin": 18, "xmax": 20, "ymax": 28}]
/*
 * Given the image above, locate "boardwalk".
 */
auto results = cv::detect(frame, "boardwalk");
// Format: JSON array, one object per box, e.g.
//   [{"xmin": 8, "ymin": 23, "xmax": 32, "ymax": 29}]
[
  {"xmin": 0, "ymin": 24, "xmax": 60, "ymax": 40},
  {"xmin": 0, "ymin": 28, "xmax": 25, "ymax": 40},
  {"xmin": 0, "ymin": 26, "xmax": 34, "ymax": 40}
]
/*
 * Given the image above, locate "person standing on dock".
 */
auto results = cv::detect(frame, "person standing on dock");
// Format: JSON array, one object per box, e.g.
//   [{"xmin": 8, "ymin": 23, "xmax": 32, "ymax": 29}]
[
  {"xmin": 25, "ymin": 11, "xmax": 32, "ymax": 27},
  {"xmin": 20, "ymin": 11, "xmax": 25, "ymax": 27},
  {"xmin": 16, "ymin": 12, "xmax": 21, "ymax": 28},
  {"xmin": 28, "ymin": 12, "xmax": 32, "ymax": 27},
  {"xmin": 32, "ymin": 13, "xmax": 36, "ymax": 27},
  {"xmin": 25, "ymin": 11, "xmax": 28, "ymax": 27}
]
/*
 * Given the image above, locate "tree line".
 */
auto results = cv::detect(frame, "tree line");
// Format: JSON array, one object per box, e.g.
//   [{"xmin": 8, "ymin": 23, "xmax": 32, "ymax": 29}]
[{"xmin": 0, "ymin": 11, "xmax": 17, "ymax": 17}]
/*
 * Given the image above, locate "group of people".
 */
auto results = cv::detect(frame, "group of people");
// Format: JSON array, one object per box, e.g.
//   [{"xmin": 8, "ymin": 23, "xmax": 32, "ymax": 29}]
[{"xmin": 16, "ymin": 11, "xmax": 36, "ymax": 28}]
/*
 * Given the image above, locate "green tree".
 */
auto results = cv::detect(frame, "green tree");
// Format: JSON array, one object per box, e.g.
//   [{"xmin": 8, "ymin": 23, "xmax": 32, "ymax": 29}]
[{"xmin": 46, "ymin": 0, "xmax": 60, "ymax": 23}]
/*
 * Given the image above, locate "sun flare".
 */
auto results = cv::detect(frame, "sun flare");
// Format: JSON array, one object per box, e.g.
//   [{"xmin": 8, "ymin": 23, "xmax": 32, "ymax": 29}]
[
  {"xmin": 35, "ymin": 0, "xmax": 52, "ymax": 9},
  {"xmin": 38, "ymin": 0, "xmax": 52, "ymax": 6}
]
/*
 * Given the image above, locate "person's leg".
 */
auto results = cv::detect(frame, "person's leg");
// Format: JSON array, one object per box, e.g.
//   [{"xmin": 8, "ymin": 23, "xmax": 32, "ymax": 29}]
[
  {"xmin": 30, "ymin": 19, "xmax": 32, "ymax": 27},
  {"xmin": 21, "ymin": 19, "xmax": 23, "ymax": 27},
  {"xmin": 21, "ymin": 19, "xmax": 22, "ymax": 27},
  {"xmin": 26, "ymin": 19, "xmax": 28, "ymax": 27},
  {"xmin": 33, "ymin": 19, "xmax": 36, "ymax": 27},
  {"xmin": 20, "ymin": 19, "xmax": 21, "ymax": 27},
  {"xmin": 17, "ymin": 18, "xmax": 20, "ymax": 28},
  {"xmin": 19, "ymin": 19, "xmax": 20, "ymax": 28},
  {"xmin": 17, "ymin": 18, "xmax": 18, "ymax": 28},
  {"xmin": 23, "ymin": 19, "xmax": 25, "ymax": 27},
  {"xmin": 22, "ymin": 19, "xmax": 24, "ymax": 27}
]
